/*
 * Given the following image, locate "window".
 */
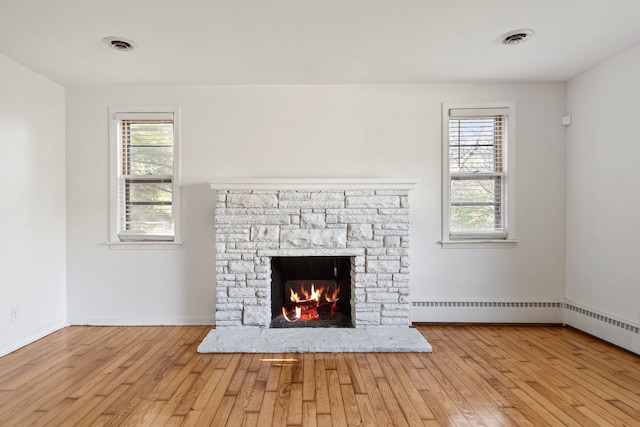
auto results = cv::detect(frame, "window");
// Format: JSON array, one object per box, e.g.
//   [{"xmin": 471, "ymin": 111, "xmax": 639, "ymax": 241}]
[
  {"xmin": 442, "ymin": 103, "xmax": 516, "ymax": 245},
  {"xmin": 109, "ymin": 107, "xmax": 181, "ymax": 245}
]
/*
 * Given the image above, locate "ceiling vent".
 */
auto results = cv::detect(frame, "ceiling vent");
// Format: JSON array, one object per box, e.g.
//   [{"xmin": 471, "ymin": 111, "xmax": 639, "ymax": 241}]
[
  {"xmin": 103, "ymin": 36, "xmax": 136, "ymax": 52},
  {"xmin": 500, "ymin": 29, "xmax": 534, "ymax": 46}
]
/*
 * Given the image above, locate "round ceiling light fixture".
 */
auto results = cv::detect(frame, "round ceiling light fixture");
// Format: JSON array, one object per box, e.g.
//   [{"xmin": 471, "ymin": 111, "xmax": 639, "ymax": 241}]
[
  {"xmin": 103, "ymin": 36, "xmax": 136, "ymax": 52},
  {"xmin": 500, "ymin": 29, "xmax": 534, "ymax": 46}
]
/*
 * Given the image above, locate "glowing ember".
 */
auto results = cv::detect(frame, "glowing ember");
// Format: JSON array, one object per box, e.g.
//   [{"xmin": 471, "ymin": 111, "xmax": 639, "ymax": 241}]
[{"xmin": 281, "ymin": 281, "xmax": 339, "ymax": 323}]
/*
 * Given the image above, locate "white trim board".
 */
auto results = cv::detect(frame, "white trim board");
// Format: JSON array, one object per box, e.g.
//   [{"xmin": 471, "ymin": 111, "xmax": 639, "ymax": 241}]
[
  {"xmin": 0, "ymin": 318, "xmax": 68, "ymax": 357},
  {"xmin": 67, "ymin": 316, "xmax": 215, "ymax": 326},
  {"xmin": 9, "ymin": 302, "xmax": 637, "ymax": 356},
  {"xmin": 209, "ymin": 178, "xmax": 417, "ymax": 191}
]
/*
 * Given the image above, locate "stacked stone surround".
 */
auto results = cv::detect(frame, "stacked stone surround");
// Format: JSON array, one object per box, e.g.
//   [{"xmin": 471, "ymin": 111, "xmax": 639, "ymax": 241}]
[{"xmin": 211, "ymin": 179, "xmax": 414, "ymax": 328}]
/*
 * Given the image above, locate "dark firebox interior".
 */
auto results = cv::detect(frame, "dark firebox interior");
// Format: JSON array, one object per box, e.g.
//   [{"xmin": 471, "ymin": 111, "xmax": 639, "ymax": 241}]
[{"xmin": 270, "ymin": 256, "xmax": 351, "ymax": 328}]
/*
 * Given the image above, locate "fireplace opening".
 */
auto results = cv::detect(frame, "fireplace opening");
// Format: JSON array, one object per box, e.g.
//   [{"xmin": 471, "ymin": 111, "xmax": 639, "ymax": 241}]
[{"xmin": 270, "ymin": 256, "xmax": 352, "ymax": 328}]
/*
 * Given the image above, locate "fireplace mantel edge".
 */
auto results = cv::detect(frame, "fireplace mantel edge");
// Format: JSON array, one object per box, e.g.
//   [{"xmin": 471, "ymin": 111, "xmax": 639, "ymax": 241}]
[{"xmin": 209, "ymin": 178, "xmax": 416, "ymax": 191}]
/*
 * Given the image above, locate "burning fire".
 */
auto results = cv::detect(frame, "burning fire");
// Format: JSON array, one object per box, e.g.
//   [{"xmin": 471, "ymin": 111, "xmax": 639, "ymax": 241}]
[{"xmin": 281, "ymin": 281, "xmax": 340, "ymax": 322}]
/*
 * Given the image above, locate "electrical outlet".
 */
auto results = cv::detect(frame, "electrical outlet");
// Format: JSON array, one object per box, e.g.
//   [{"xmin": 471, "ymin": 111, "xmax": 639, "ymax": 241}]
[{"xmin": 11, "ymin": 306, "xmax": 19, "ymax": 322}]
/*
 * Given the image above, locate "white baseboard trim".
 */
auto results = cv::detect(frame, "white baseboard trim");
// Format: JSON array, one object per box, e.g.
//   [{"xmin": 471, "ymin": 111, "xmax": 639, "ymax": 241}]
[
  {"xmin": 0, "ymin": 318, "xmax": 68, "ymax": 357},
  {"xmin": 68, "ymin": 316, "xmax": 215, "ymax": 326},
  {"xmin": 6, "ymin": 305, "xmax": 638, "ymax": 356},
  {"xmin": 411, "ymin": 300, "xmax": 564, "ymax": 324}
]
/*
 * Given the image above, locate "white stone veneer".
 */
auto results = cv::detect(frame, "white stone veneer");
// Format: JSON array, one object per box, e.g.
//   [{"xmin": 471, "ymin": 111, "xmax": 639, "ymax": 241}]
[{"xmin": 211, "ymin": 179, "xmax": 414, "ymax": 328}]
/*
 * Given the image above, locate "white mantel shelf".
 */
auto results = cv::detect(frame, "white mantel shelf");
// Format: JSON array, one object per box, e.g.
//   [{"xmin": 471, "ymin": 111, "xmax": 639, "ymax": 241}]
[{"xmin": 209, "ymin": 178, "xmax": 417, "ymax": 191}]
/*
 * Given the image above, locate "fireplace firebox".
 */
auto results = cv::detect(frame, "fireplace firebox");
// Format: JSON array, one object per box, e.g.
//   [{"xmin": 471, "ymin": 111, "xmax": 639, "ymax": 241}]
[{"xmin": 270, "ymin": 256, "xmax": 352, "ymax": 328}]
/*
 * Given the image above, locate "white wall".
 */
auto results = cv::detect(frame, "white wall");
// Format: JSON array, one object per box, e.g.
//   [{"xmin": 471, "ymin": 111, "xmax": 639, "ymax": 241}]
[
  {"xmin": 566, "ymin": 44, "xmax": 640, "ymax": 353},
  {"xmin": 0, "ymin": 54, "xmax": 67, "ymax": 355},
  {"xmin": 65, "ymin": 83, "xmax": 566, "ymax": 325}
]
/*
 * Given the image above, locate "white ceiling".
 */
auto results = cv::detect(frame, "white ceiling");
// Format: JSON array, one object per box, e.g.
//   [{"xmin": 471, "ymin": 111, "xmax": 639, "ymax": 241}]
[{"xmin": 1, "ymin": 0, "xmax": 640, "ymax": 86}]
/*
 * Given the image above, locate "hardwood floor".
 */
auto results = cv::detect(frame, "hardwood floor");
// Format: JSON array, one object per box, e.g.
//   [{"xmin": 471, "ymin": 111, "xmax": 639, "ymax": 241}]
[{"xmin": 0, "ymin": 325, "xmax": 638, "ymax": 426}]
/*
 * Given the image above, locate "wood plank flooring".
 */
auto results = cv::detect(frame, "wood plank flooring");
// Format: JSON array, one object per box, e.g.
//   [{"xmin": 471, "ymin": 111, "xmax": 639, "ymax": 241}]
[{"xmin": 0, "ymin": 325, "xmax": 638, "ymax": 426}]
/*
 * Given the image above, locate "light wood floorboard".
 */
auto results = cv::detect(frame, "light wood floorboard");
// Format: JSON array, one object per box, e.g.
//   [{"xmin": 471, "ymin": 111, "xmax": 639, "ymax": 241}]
[{"xmin": 0, "ymin": 325, "xmax": 638, "ymax": 426}]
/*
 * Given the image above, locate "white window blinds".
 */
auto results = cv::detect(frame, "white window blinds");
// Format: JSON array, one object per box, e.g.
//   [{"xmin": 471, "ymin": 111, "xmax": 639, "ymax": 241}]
[
  {"xmin": 447, "ymin": 108, "xmax": 508, "ymax": 239},
  {"xmin": 115, "ymin": 112, "xmax": 176, "ymax": 241}
]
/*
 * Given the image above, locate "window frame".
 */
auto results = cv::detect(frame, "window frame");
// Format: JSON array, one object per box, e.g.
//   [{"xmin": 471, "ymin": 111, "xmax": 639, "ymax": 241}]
[
  {"xmin": 441, "ymin": 102, "xmax": 517, "ymax": 248},
  {"xmin": 108, "ymin": 106, "xmax": 182, "ymax": 248}
]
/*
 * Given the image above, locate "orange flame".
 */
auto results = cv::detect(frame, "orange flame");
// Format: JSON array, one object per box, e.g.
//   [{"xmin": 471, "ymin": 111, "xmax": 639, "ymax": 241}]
[
  {"xmin": 281, "ymin": 281, "xmax": 340, "ymax": 323},
  {"xmin": 290, "ymin": 288, "xmax": 301, "ymax": 303},
  {"xmin": 325, "ymin": 285, "xmax": 340, "ymax": 303},
  {"xmin": 309, "ymin": 283, "xmax": 321, "ymax": 302},
  {"xmin": 282, "ymin": 306, "xmax": 301, "ymax": 322}
]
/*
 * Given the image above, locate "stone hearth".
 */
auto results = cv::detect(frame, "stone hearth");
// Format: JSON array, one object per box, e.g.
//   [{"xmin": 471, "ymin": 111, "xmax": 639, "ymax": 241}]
[{"xmin": 211, "ymin": 179, "xmax": 415, "ymax": 328}]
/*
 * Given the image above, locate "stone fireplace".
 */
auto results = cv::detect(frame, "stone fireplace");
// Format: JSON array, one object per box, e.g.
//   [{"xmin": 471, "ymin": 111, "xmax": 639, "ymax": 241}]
[{"xmin": 211, "ymin": 179, "xmax": 415, "ymax": 329}]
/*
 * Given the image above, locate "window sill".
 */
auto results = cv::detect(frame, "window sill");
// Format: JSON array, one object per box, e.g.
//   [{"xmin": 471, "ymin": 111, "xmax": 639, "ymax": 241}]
[
  {"xmin": 108, "ymin": 241, "xmax": 183, "ymax": 250},
  {"xmin": 440, "ymin": 239, "xmax": 518, "ymax": 249}
]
